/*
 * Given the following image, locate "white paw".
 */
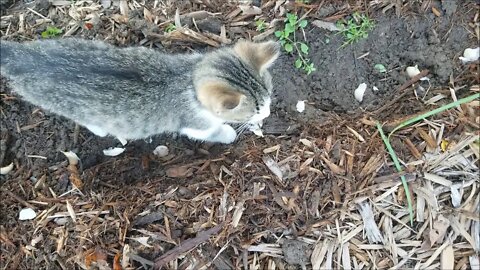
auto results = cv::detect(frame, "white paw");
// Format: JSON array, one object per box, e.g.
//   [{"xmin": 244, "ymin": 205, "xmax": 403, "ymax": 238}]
[{"xmin": 217, "ymin": 124, "xmax": 237, "ymax": 144}]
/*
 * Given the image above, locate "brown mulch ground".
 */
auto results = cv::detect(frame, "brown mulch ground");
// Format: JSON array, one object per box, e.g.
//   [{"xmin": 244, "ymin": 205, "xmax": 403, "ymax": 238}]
[{"xmin": 1, "ymin": 1, "xmax": 479, "ymax": 269}]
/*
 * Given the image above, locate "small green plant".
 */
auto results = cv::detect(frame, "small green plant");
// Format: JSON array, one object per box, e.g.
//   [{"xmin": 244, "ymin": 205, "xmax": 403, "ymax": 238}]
[
  {"xmin": 165, "ymin": 23, "xmax": 176, "ymax": 33},
  {"xmin": 255, "ymin": 19, "xmax": 267, "ymax": 32},
  {"xmin": 275, "ymin": 13, "xmax": 316, "ymax": 75},
  {"xmin": 336, "ymin": 12, "xmax": 374, "ymax": 47},
  {"xmin": 41, "ymin": 26, "xmax": 62, "ymax": 38},
  {"xmin": 374, "ymin": 63, "xmax": 387, "ymax": 73}
]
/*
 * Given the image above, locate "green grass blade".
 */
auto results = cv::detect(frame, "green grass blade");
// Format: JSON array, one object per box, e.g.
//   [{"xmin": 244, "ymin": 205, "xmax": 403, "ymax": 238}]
[
  {"xmin": 376, "ymin": 122, "xmax": 415, "ymax": 225},
  {"xmin": 389, "ymin": 93, "xmax": 480, "ymax": 137},
  {"xmin": 376, "ymin": 92, "xmax": 479, "ymax": 226}
]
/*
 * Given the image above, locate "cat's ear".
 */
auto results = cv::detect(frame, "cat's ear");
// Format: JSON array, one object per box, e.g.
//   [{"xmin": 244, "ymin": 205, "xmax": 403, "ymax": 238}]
[
  {"xmin": 234, "ymin": 40, "xmax": 280, "ymax": 71},
  {"xmin": 197, "ymin": 81, "xmax": 244, "ymax": 114}
]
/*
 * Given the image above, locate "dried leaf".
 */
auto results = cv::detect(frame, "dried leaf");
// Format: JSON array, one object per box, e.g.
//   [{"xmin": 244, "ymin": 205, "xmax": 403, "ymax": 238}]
[
  {"xmin": 85, "ymin": 248, "xmax": 108, "ymax": 268},
  {"xmin": 119, "ymin": 0, "xmax": 129, "ymax": 16},
  {"xmin": 263, "ymin": 145, "xmax": 280, "ymax": 154},
  {"xmin": 417, "ymin": 128, "xmax": 437, "ymax": 149},
  {"xmin": 320, "ymin": 156, "xmax": 345, "ymax": 175},
  {"xmin": 131, "ymin": 236, "xmax": 152, "ymax": 248},
  {"xmin": 111, "ymin": 14, "xmax": 128, "ymax": 24},
  {"xmin": 357, "ymin": 202, "xmax": 384, "ymax": 243},
  {"xmin": 429, "ymin": 215, "xmax": 450, "ymax": 246},
  {"xmin": 113, "ymin": 253, "xmax": 122, "ymax": 270},
  {"xmin": 441, "ymin": 245, "xmax": 454, "ymax": 269},
  {"xmin": 299, "ymin": 139, "xmax": 313, "ymax": 147},
  {"xmin": 144, "ymin": 7, "xmax": 154, "ymax": 23},
  {"xmin": 84, "ymin": 22, "xmax": 94, "ymax": 30},
  {"xmin": 239, "ymin": 5, "xmax": 262, "ymax": 15},
  {"xmin": 440, "ymin": 139, "xmax": 449, "ymax": 152},
  {"xmin": 66, "ymin": 200, "xmax": 76, "ymax": 223},
  {"xmin": 346, "ymin": 126, "xmax": 365, "ymax": 142},
  {"xmin": 232, "ymin": 199, "xmax": 245, "ymax": 228},
  {"xmin": 122, "ymin": 244, "xmax": 130, "ymax": 269},
  {"xmin": 100, "ymin": 0, "xmax": 111, "ymax": 9},
  {"xmin": 312, "ymin": 20, "xmax": 340, "ymax": 31},
  {"xmin": 262, "ymin": 156, "xmax": 283, "ymax": 181},
  {"xmin": 166, "ymin": 166, "xmax": 193, "ymax": 178},
  {"xmin": 68, "ymin": 163, "xmax": 83, "ymax": 188}
]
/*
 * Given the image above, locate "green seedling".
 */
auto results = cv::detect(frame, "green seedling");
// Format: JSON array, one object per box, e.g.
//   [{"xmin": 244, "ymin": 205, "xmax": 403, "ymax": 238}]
[
  {"xmin": 255, "ymin": 19, "xmax": 267, "ymax": 32},
  {"xmin": 41, "ymin": 26, "xmax": 62, "ymax": 38},
  {"xmin": 374, "ymin": 64, "xmax": 387, "ymax": 73},
  {"xmin": 165, "ymin": 23, "xmax": 176, "ymax": 33},
  {"xmin": 336, "ymin": 12, "xmax": 374, "ymax": 47},
  {"xmin": 275, "ymin": 13, "xmax": 316, "ymax": 75}
]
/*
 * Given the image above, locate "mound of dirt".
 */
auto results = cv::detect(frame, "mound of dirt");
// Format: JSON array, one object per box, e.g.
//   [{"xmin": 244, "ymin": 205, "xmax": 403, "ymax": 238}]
[{"xmin": 271, "ymin": 13, "xmax": 472, "ymax": 114}]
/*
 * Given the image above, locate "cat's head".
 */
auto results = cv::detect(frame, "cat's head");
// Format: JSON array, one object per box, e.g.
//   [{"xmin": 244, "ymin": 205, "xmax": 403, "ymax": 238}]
[{"xmin": 194, "ymin": 40, "xmax": 280, "ymax": 124}]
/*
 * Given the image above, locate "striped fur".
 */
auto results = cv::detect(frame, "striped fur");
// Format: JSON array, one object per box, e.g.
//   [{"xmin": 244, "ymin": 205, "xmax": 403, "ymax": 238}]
[{"xmin": 0, "ymin": 38, "xmax": 279, "ymax": 144}]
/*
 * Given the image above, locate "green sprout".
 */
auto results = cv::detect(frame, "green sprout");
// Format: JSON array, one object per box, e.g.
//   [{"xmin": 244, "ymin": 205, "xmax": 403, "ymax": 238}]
[
  {"xmin": 41, "ymin": 26, "xmax": 62, "ymax": 38},
  {"xmin": 336, "ymin": 12, "xmax": 374, "ymax": 47},
  {"xmin": 255, "ymin": 19, "xmax": 267, "ymax": 32},
  {"xmin": 275, "ymin": 13, "xmax": 316, "ymax": 75},
  {"xmin": 374, "ymin": 64, "xmax": 387, "ymax": 73},
  {"xmin": 165, "ymin": 23, "xmax": 176, "ymax": 33}
]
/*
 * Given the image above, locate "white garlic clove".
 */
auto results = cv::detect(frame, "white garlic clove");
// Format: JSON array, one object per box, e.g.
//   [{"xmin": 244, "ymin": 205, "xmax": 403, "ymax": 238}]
[
  {"xmin": 459, "ymin": 47, "xmax": 479, "ymax": 64},
  {"xmin": 406, "ymin": 65, "xmax": 429, "ymax": 81},
  {"xmin": 19, "ymin": 208, "xmax": 37, "ymax": 220},
  {"xmin": 61, "ymin": 151, "xmax": 80, "ymax": 165},
  {"xmin": 354, "ymin": 83, "xmax": 367, "ymax": 103},
  {"xmin": 0, "ymin": 163, "xmax": 14, "ymax": 175},
  {"xmin": 153, "ymin": 145, "xmax": 169, "ymax": 157},
  {"xmin": 406, "ymin": 65, "xmax": 420, "ymax": 78},
  {"xmin": 296, "ymin": 100, "xmax": 306, "ymax": 112},
  {"xmin": 117, "ymin": 137, "xmax": 128, "ymax": 146},
  {"xmin": 103, "ymin": 147, "xmax": 125, "ymax": 156}
]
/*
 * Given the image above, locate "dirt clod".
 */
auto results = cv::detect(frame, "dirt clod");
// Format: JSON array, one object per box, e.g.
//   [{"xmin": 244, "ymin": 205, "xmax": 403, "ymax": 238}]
[{"xmin": 282, "ymin": 239, "xmax": 312, "ymax": 267}]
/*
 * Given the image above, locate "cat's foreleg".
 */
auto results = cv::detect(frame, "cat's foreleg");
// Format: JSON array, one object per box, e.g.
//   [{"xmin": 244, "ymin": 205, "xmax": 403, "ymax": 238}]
[{"xmin": 180, "ymin": 124, "xmax": 237, "ymax": 144}]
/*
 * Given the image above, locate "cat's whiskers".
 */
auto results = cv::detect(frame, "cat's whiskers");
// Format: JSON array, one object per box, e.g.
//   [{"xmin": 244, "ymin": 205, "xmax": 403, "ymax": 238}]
[
  {"xmin": 235, "ymin": 122, "xmax": 252, "ymax": 136},
  {"xmin": 235, "ymin": 122, "xmax": 248, "ymax": 132}
]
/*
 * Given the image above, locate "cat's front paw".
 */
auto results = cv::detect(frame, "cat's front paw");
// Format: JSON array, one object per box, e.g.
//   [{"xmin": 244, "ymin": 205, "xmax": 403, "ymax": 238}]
[{"xmin": 215, "ymin": 124, "xmax": 237, "ymax": 144}]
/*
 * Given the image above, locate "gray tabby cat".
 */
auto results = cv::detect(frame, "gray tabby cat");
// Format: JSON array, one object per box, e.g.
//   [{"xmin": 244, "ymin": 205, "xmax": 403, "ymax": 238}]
[{"xmin": 0, "ymin": 38, "xmax": 279, "ymax": 144}]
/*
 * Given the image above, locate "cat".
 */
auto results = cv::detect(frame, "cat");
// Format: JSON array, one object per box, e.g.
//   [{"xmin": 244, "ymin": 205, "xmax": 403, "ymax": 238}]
[{"xmin": 0, "ymin": 38, "xmax": 279, "ymax": 144}]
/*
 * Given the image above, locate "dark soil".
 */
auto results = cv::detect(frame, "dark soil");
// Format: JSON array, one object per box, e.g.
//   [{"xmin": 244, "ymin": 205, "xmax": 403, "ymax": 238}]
[{"xmin": 271, "ymin": 11, "xmax": 473, "ymax": 115}]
